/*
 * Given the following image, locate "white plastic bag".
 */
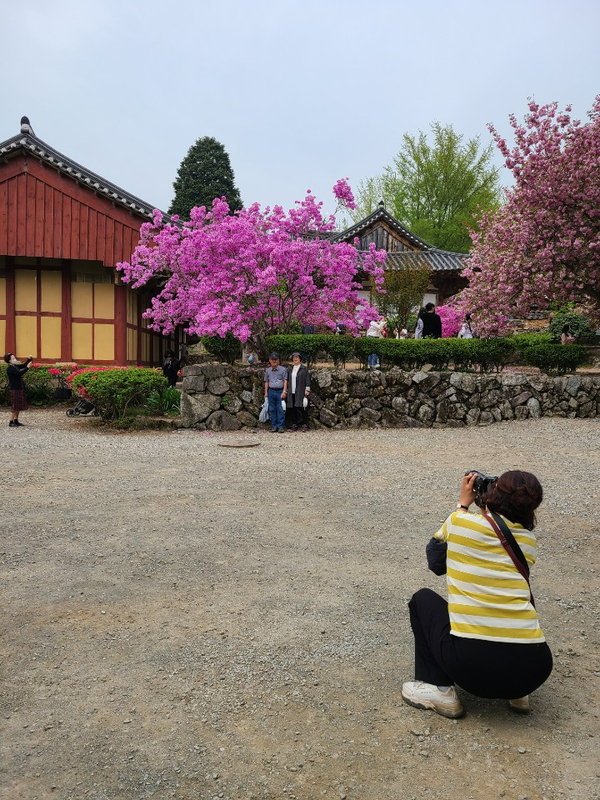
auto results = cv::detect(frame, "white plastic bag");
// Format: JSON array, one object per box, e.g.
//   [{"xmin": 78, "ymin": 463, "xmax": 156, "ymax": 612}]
[
  {"xmin": 259, "ymin": 397, "xmax": 270, "ymax": 423},
  {"xmin": 303, "ymin": 396, "xmax": 309, "ymax": 409},
  {"xmin": 281, "ymin": 399, "xmax": 287, "ymax": 412}
]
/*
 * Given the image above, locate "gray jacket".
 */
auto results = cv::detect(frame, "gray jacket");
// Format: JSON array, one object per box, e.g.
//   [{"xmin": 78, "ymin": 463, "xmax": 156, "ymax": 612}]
[{"xmin": 286, "ymin": 364, "xmax": 310, "ymax": 408}]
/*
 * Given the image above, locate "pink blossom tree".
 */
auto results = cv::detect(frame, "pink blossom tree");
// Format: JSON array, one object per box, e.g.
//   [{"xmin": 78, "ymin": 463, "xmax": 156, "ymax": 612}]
[
  {"xmin": 452, "ymin": 96, "xmax": 600, "ymax": 336},
  {"xmin": 117, "ymin": 181, "xmax": 385, "ymax": 359}
]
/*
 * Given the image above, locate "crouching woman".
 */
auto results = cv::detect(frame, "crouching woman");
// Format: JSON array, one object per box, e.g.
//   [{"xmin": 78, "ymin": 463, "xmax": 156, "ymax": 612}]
[{"xmin": 402, "ymin": 470, "xmax": 553, "ymax": 718}]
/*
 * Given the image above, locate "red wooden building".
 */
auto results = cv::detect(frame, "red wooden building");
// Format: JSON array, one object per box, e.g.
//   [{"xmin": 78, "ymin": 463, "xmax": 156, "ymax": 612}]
[{"xmin": 0, "ymin": 117, "xmax": 183, "ymax": 365}]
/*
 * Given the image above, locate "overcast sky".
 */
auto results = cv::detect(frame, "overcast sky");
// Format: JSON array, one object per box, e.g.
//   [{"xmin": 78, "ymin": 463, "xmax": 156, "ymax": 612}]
[{"xmin": 1, "ymin": 0, "xmax": 599, "ymax": 219}]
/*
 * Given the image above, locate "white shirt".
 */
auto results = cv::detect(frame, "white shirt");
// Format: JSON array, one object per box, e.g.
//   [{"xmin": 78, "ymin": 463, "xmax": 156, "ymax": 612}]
[{"xmin": 291, "ymin": 364, "xmax": 300, "ymax": 394}]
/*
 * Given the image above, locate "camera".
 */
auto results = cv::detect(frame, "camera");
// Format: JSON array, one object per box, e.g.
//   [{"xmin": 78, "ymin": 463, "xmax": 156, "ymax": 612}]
[{"xmin": 465, "ymin": 470, "xmax": 498, "ymax": 503}]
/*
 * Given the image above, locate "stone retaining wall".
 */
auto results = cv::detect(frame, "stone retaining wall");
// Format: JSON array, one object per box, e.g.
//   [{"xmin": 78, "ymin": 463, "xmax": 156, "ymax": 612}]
[{"xmin": 180, "ymin": 363, "xmax": 600, "ymax": 430}]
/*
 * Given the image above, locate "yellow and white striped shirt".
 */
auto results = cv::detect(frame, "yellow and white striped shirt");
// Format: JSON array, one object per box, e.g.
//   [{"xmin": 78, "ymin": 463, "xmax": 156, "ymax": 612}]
[{"xmin": 435, "ymin": 510, "xmax": 545, "ymax": 643}]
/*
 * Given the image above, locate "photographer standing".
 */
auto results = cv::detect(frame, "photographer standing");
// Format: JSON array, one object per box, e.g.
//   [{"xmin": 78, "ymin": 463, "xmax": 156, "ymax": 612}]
[
  {"xmin": 4, "ymin": 353, "xmax": 33, "ymax": 427},
  {"xmin": 402, "ymin": 470, "xmax": 553, "ymax": 718}
]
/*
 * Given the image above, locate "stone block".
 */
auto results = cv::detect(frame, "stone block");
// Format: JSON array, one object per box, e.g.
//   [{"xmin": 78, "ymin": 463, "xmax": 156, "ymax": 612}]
[
  {"xmin": 501, "ymin": 372, "xmax": 528, "ymax": 387},
  {"xmin": 241, "ymin": 390, "xmax": 253, "ymax": 404},
  {"xmin": 224, "ymin": 396, "xmax": 243, "ymax": 414},
  {"xmin": 316, "ymin": 369, "xmax": 332, "ymax": 388},
  {"xmin": 526, "ymin": 397, "xmax": 542, "ymax": 418},
  {"xmin": 202, "ymin": 363, "xmax": 232, "ymax": 379},
  {"xmin": 513, "ymin": 391, "xmax": 532, "ymax": 406},
  {"xmin": 206, "ymin": 410, "xmax": 242, "ymax": 431},
  {"xmin": 182, "ymin": 375, "xmax": 206, "ymax": 393},
  {"xmin": 361, "ymin": 397, "xmax": 382, "ymax": 411},
  {"xmin": 182, "ymin": 364, "xmax": 204, "ymax": 377},
  {"xmin": 349, "ymin": 383, "xmax": 370, "ymax": 398},
  {"xmin": 319, "ymin": 407, "xmax": 338, "ymax": 427},
  {"xmin": 565, "ymin": 376, "xmax": 581, "ymax": 397},
  {"xmin": 466, "ymin": 408, "xmax": 481, "ymax": 426},
  {"xmin": 180, "ymin": 392, "xmax": 221, "ymax": 426},
  {"xmin": 207, "ymin": 376, "xmax": 231, "ymax": 395},
  {"xmin": 416, "ymin": 404, "xmax": 434, "ymax": 425},
  {"xmin": 236, "ymin": 411, "xmax": 258, "ymax": 427},
  {"xmin": 392, "ymin": 396, "xmax": 408, "ymax": 414}
]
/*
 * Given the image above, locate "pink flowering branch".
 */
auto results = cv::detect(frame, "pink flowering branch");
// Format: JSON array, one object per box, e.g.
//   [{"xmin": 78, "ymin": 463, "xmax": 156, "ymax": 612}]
[
  {"xmin": 117, "ymin": 182, "xmax": 386, "ymax": 358},
  {"xmin": 450, "ymin": 96, "xmax": 600, "ymax": 336}
]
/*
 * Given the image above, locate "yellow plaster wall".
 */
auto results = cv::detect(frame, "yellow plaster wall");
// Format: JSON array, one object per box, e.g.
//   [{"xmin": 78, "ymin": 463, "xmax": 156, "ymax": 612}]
[
  {"xmin": 15, "ymin": 316, "xmax": 37, "ymax": 357},
  {"xmin": 0, "ymin": 277, "xmax": 6, "ymax": 315},
  {"xmin": 72, "ymin": 282, "xmax": 93, "ymax": 318},
  {"xmin": 94, "ymin": 323, "xmax": 115, "ymax": 361},
  {"xmin": 15, "ymin": 270, "xmax": 37, "ymax": 312},
  {"xmin": 41, "ymin": 272, "xmax": 62, "ymax": 313},
  {"xmin": 0, "ymin": 320, "xmax": 5, "ymax": 354},
  {"xmin": 72, "ymin": 323, "xmax": 93, "ymax": 361},
  {"xmin": 41, "ymin": 317, "xmax": 62, "ymax": 360},
  {"xmin": 94, "ymin": 284, "xmax": 115, "ymax": 320}
]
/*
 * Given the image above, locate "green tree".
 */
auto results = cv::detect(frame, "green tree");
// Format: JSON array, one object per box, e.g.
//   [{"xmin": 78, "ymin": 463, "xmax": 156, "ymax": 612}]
[
  {"xmin": 169, "ymin": 136, "xmax": 243, "ymax": 219},
  {"xmin": 371, "ymin": 257, "xmax": 431, "ymax": 330},
  {"xmin": 352, "ymin": 123, "xmax": 501, "ymax": 252}
]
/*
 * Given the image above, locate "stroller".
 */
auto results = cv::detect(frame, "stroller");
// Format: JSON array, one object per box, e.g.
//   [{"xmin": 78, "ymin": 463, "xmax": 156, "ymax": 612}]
[{"xmin": 66, "ymin": 397, "xmax": 99, "ymax": 417}]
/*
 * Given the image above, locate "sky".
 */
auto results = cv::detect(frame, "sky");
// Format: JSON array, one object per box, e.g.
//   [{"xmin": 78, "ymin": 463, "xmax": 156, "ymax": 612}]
[{"xmin": 1, "ymin": 0, "xmax": 599, "ymax": 219}]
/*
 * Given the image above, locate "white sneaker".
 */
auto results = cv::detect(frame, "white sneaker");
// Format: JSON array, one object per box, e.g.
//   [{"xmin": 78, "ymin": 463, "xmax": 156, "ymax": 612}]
[
  {"xmin": 508, "ymin": 696, "xmax": 530, "ymax": 714},
  {"xmin": 401, "ymin": 681, "xmax": 464, "ymax": 718}
]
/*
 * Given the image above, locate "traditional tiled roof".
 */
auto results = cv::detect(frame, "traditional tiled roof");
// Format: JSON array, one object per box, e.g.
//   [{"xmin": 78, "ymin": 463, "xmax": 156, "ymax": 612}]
[
  {"xmin": 0, "ymin": 122, "xmax": 159, "ymax": 220},
  {"xmin": 385, "ymin": 250, "xmax": 468, "ymax": 272},
  {"xmin": 333, "ymin": 203, "xmax": 431, "ymax": 249},
  {"xmin": 334, "ymin": 201, "xmax": 469, "ymax": 272}
]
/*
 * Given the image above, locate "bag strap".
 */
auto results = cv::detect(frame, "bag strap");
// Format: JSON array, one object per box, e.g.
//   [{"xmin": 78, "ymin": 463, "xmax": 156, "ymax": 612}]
[{"xmin": 482, "ymin": 510, "xmax": 535, "ymax": 608}]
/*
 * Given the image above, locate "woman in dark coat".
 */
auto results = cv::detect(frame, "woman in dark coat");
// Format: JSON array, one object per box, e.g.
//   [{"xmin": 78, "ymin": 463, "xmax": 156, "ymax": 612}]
[
  {"xmin": 286, "ymin": 352, "xmax": 311, "ymax": 432},
  {"xmin": 4, "ymin": 353, "xmax": 33, "ymax": 427}
]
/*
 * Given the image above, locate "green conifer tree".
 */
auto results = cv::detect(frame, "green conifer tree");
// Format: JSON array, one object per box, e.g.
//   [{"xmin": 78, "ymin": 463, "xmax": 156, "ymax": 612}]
[{"xmin": 169, "ymin": 136, "xmax": 243, "ymax": 219}]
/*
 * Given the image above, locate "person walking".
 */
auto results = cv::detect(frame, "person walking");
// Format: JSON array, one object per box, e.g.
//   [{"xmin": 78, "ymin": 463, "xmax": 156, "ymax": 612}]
[
  {"xmin": 264, "ymin": 352, "xmax": 288, "ymax": 433},
  {"xmin": 414, "ymin": 308, "xmax": 426, "ymax": 339},
  {"xmin": 458, "ymin": 314, "xmax": 474, "ymax": 339},
  {"xmin": 286, "ymin": 352, "xmax": 310, "ymax": 432},
  {"xmin": 402, "ymin": 470, "xmax": 552, "ymax": 719},
  {"xmin": 4, "ymin": 353, "xmax": 33, "ymax": 427},
  {"xmin": 162, "ymin": 350, "xmax": 181, "ymax": 388},
  {"xmin": 366, "ymin": 319, "xmax": 385, "ymax": 368},
  {"xmin": 421, "ymin": 303, "xmax": 442, "ymax": 339}
]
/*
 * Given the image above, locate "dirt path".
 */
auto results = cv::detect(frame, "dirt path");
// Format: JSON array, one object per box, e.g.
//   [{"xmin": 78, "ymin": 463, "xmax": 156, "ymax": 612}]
[{"xmin": 1, "ymin": 410, "xmax": 599, "ymax": 799}]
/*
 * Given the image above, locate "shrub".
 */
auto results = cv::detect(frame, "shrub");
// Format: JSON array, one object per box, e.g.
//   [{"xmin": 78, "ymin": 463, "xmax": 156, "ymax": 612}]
[
  {"xmin": 0, "ymin": 363, "xmax": 57, "ymax": 406},
  {"xmin": 145, "ymin": 387, "xmax": 181, "ymax": 416},
  {"xmin": 201, "ymin": 333, "xmax": 242, "ymax": 364},
  {"xmin": 519, "ymin": 343, "xmax": 589, "ymax": 374},
  {"xmin": 548, "ymin": 312, "xmax": 594, "ymax": 342},
  {"xmin": 69, "ymin": 367, "xmax": 167, "ymax": 419}
]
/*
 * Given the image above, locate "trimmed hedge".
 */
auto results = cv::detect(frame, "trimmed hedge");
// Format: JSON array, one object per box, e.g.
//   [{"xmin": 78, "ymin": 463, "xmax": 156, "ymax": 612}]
[
  {"xmin": 69, "ymin": 368, "xmax": 167, "ymax": 419},
  {"xmin": 264, "ymin": 334, "xmax": 589, "ymax": 374}
]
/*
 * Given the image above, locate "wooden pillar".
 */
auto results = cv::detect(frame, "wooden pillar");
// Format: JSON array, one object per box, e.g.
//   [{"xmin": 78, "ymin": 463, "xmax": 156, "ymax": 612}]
[
  {"xmin": 114, "ymin": 283, "xmax": 127, "ymax": 365},
  {"xmin": 5, "ymin": 257, "xmax": 16, "ymax": 354}
]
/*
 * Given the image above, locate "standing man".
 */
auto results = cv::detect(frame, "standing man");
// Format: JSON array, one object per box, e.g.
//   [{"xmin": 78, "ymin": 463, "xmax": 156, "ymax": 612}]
[
  {"xmin": 421, "ymin": 303, "xmax": 442, "ymax": 339},
  {"xmin": 264, "ymin": 352, "xmax": 288, "ymax": 433},
  {"xmin": 4, "ymin": 353, "xmax": 33, "ymax": 427}
]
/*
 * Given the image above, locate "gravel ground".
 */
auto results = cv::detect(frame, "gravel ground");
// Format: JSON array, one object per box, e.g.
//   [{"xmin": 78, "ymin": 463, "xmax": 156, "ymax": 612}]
[{"xmin": 1, "ymin": 409, "xmax": 599, "ymax": 800}]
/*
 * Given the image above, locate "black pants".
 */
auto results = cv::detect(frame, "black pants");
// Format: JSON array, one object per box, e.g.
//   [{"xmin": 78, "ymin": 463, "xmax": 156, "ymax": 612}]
[
  {"xmin": 408, "ymin": 588, "xmax": 553, "ymax": 698},
  {"xmin": 288, "ymin": 395, "xmax": 308, "ymax": 427}
]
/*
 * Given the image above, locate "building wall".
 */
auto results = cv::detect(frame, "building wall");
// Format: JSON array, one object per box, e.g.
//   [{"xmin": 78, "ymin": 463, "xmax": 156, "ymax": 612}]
[
  {"xmin": 0, "ymin": 153, "xmax": 180, "ymax": 365},
  {"xmin": 0, "ymin": 255, "xmax": 177, "ymax": 365}
]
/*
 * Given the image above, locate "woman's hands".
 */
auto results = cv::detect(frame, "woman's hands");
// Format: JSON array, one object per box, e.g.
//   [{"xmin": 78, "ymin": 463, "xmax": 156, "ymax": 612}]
[{"xmin": 459, "ymin": 472, "xmax": 477, "ymax": 509}]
